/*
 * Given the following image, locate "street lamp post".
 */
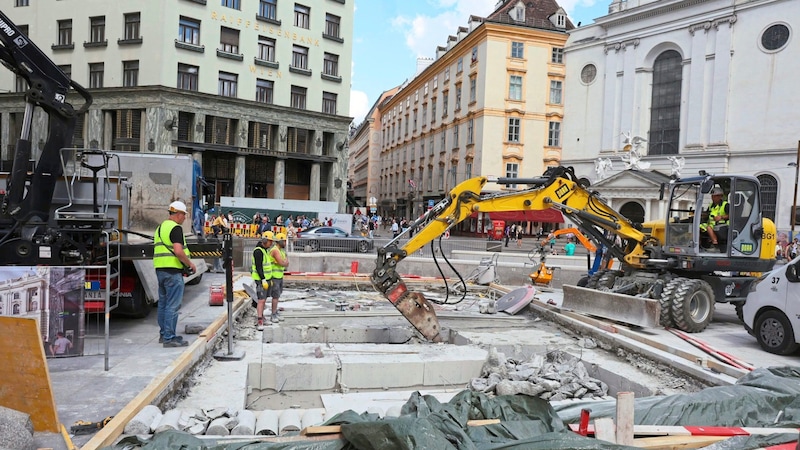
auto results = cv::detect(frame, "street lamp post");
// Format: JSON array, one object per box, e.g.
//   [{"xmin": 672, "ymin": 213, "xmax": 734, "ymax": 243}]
[{"xmin": 793, "ymin": 140, "xmax": 800, "ymax": 238}]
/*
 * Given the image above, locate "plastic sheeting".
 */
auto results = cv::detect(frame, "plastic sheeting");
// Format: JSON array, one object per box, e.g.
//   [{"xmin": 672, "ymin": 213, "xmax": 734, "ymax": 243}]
[{"xmin": 108, "ymin": 367, "xmax": 800, "ymax": 450}]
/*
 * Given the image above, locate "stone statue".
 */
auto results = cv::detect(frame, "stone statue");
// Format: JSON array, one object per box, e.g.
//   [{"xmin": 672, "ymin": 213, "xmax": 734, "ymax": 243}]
[
  {"xmin": 668, "ymin": 156, "xmax": 685, "ymax": 178},
  {"xmin": 595, "ymin": 157, "xmax": 613, "ymax": 181},
  {"xmin": 619, "ymin": 134, "xmax": 650, "ymax": 170}
]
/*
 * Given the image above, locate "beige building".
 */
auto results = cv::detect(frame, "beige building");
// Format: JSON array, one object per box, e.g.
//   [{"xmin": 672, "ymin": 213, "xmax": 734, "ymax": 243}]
[
  {"xmin": 0, "ymin": 0, "xmax": 353, "ymax": 214},
  {"xmin": 367, "ymin": 0, "xmax": 573, "ymax": 222}
]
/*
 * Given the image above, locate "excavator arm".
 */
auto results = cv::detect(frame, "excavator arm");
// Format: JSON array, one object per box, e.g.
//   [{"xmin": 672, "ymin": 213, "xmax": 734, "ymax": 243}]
[{"xmin": 371, "ymin": 166, "xmax": 656, "ymax": 342}]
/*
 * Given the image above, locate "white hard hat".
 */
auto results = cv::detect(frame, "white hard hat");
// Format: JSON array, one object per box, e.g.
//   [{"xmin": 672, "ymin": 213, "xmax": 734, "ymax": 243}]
[
  {"xmin": 168, "ymin": 201, "xmax": 188, "ymax": 214},
  {"xmin": 711, "ymin": 187, "xmax": 724, "ymax": 196}
]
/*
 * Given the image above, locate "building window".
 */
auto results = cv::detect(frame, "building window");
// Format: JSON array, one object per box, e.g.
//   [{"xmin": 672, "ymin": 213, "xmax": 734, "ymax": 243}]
[
  {"xmin": 325, "ymin": 13, "xmax": 340, "ymax": 38},
  {"xmin": 123, "ymin": 60, "xmax": 139, "ymax": 87},
  {"xmin": 467, "ymin": 118, "xmax": 474, "ymax": 144},
  {"xmin": 433, "ymin": 75, "xmax": 438, "ymax": 90},
  {"xmin": 471, "ymin": 46, "xmax": 478, "ymax": 63},
  {"xmin": 290, "ymin": 85, "xmax": 307, "ymax": 109},
  {"xmin": 58, "ymin": 64, "xmax": 71, "ymax": 78},
  {"xmin": 455, "ymin": 85, "xmax": 462, "ymax": 110},
  {"xmin": 292, "ymin": 45, "xmax": 308, "ymax": 69},
  {"xmin": 259, "ymin": 0, "xmax": 277, "ymax": 20},
  {"xmin": 648, "ymin": 50, "xmax": 682, "ymax": 155},
  {"xmin": 58, "ymin": 19, "xmax": 72, "ymax": 46},
  {"xmin": 442, "ymin": 91, "xmax": 449, "ymax": 116},
  {"xmin": 221, "ymin": 0, "xmax": 240, "ymax": 9},
  {"xmin": 469, "ymin": 76, "xmax": 476, "ymax": 103},
  {"xmin": 757, "ymin": 174, "xmax": 777, "ymax": 222},
  {"xmin": 466, "ymin": 161, "xmax": 472, "ymax": 179},
  {"xmin": 431, "ymin": 98, "xmax": 437, "ymax": 121},
  {"xmin": 89, "ymin": 62, "xmax": 104, "ymax": 88},
  {"xmin": 457, "ymin": 57, "xmax": 463, "ymax": 73},
  {"xmin": 258, "ymin": 36, "xmax": 276, "ymax": 61},
  {"xmin": 507, "ymin": 118, "xmax": 520, "ymax": 142},
  {"xmin": 112, "ymin": 109, "xmax": 142, "ymax": 152},
  {"xmin": 511, "ymin": 41, "xmax": 524, "ymax": 58},
  {"xmin": 294, "ymin": 4, "xmax": 310, "ymax": 29},
  {"xmin": 413, "ymin": 111, "xmax": 417, "ymax": 131},
  {"xmin": 322, "ymin": 92, "xmax": 337, "ymax": 114},
  {"xmin": 550, "ymin": 80, "xmax": 562, "ymax": 104},
  {"xmin": 444, "ymin": 67, "xmax": 450, "ymax": 82},
  {"xmin": 548, "ymin": 121, "xmax": 561, "ymax": 147},
  {"xmin": 124, "ymin": 13, "xmax": 141, "ymax": 40},
  {"xmin": 552, "ymin": 47, "xmax": 564, "ymax": 64},
  {"xmin": 421, "ymin": 104, "xmax": 427, "ymax": 124},
  {"xmin": 15, "ymin": 0, "xmax": 29, "ymax": 6},
  {"xmin": 179, "ymin": 17, "xmax": 201, "ymax": 45},
  {"xmin": 323, "ymin": 52, "xmax": 339, "ymax": 76},
  {"xmin": 90, "ymin": 16, "xmax": 105, "ymax": 43},
  {"xmin": 506, "ymin": 163, "xmax": 518, "ymax": 188},
  {"xmin": 219, "ymin": 27, "xmax": 239, "ymax": 54},
  {"xmin": 761, "ymin": 23, "xmax": 790, "ymax": 52},
  {"xmin": 218, "ymin": 71, "xmax": 238, "ymax": 97},
  {"xmin": 452, "ymin": 124, "xmax": 459, "ymax": 147},
  {"xmin": 509, "ymin": 75, "xmax": 522, "ymax": 101},
  {"xmin": 177, "ymin": 63, "xmax": 199, "ymax": 91},
  {"xmin": 440, "ymin": 131, "xmax": 446, "ymax": 152},
  {"xmin": 256, "ymin": 79, "xmax": 274, "ymax": 103},
  {"xmin": 438, "ymin": 166, "xmax": 445, "ymax": 191},
  {"xmin": 581, "ymin": 64, "xmax": 597, "ymax": 84}
]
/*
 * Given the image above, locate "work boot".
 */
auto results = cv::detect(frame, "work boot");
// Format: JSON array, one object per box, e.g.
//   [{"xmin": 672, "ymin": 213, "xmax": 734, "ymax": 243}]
[
  {"xmin": 271, "ymin": 313, "xmax": 280, "ymax": 323},
  {"xmin": 163, "ymin": 338, "xmax": 189, "ymax": 348},
  {"xmin": 159, "ymin": 335, "xmax": 183, "ymax": 344},
  {"xmin": 256, "ymin": 317, "xmax": 265, "ymax": 331}
]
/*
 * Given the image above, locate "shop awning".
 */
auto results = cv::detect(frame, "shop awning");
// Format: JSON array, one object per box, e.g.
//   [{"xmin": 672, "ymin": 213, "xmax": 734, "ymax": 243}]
[{"xmin": 484, "ymin": 209, "xmax": 565, "ymax": 223}]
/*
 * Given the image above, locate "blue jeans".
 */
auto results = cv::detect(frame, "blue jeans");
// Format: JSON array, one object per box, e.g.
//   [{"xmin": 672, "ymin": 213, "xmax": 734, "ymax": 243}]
[{"xmin": 157, "ymin": 270, "xmax": 185, "ymax": 342}]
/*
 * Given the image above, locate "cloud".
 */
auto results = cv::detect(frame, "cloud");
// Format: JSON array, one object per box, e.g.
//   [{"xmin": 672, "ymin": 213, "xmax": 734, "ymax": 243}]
[
  {"xmin": 392, "ymin": 0, "xmax": 496, "ymax": 58},
  {"xmin": 558, "ymin": 0, "xmax": 600, "ymax": 21},
  {"xmin": 349, "ymin": 90, "xmax": 370, "ymax": 125}
]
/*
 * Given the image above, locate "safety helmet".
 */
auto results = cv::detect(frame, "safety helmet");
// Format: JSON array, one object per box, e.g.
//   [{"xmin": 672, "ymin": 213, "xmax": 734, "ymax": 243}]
[
  {"xmin": 274, "ymin": 232, "xmax": 287, "ymax": 241},
  {"xmin": 262, "ymin": 231, "xmax": 274, "ymax": 240},
  {"xmin": 711, "ymin": 187, "xmax": 724, "ymax": 196},
  {"xmin": 168, "ymin": 201, "xmax": 188, "ymax": 214}
]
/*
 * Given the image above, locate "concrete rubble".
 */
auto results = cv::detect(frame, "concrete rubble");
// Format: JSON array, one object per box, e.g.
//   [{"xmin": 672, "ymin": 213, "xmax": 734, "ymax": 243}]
[
  {"xmin": 0, "ymin": 406, "xmax": 35, "ymax": 450},
  {"xmin": 469, "ymin": 348, "xmax": 610, "ymax": 400}
]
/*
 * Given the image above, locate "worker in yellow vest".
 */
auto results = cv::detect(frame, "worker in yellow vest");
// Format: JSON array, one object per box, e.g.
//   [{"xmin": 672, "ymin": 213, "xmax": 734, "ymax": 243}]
[
  {"xmin": 268, "ymin": 232, "xmax": 289, "ymax": 323},
  {"xmin": 154, "ymin": 201, "xmax": 196, "ymax": 347},
  {"xmin": 701, "ymin": 187, "xmax": 729, "ymax": 252},
  {"xmin": 252, "ymin": 231, "xmax": 274, "ymax": 330}
]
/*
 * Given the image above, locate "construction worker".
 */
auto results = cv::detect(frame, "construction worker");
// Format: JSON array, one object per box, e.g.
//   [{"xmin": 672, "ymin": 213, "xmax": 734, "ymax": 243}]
[
  {"xmin": 252, "ymin": 231, "xmax": 274, "ymax": 330},
  {"xmin": 154, "ymin": 201, "xmax": 196, "ymax": 347},
  {"xmin": 701, "ymin": 187, "xmax": 729, "ymax": 251},
  {"xmin": 268, "ymin": 232, "xmax": 289, "ymax": 323}
]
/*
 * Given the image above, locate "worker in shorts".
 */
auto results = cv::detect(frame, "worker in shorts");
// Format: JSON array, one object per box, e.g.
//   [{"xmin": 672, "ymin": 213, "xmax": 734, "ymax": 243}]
[
  {"xmin": 268, "ymin": 232, "xmax": 289, "ymax": 323},
  {"xmin": 252, "ymin": 231, "xmax": 274, "ymax": 330}
]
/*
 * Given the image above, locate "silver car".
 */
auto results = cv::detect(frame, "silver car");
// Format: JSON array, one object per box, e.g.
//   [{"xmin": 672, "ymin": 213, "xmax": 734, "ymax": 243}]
[{"xmin": 294, "ymin": 226, "xmax": 374, "ymax": 253}]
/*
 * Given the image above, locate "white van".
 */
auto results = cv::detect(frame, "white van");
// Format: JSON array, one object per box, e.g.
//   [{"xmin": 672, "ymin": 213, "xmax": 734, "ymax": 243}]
[{"xmin": 743, "ymin": 258, "xmax": 800, "ymax": 355}]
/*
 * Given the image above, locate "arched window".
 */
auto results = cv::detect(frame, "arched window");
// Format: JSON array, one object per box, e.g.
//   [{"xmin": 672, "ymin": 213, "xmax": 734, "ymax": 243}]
[
  {"xmin": 757, "ymin": 174, "xmax": 778, "ymax": 222},
  {"xmin": 648, "ymin": 50, "xmax": 682, "ymax": 155},
  {"xmin": 619, "ymin": 201, "xmax": 645, "ymax": 224}
]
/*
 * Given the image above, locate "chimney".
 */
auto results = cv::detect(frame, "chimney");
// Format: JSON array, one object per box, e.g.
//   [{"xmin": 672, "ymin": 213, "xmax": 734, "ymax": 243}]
[{"xmin": 416, "ymin": 57, "xmax": 433, "ymax": 75}]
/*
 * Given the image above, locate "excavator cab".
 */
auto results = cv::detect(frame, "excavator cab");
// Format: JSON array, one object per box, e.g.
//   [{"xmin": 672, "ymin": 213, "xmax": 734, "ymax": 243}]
[{"xmin": 664, "ymin": 175, "xmax": 766, "ymax": 261}]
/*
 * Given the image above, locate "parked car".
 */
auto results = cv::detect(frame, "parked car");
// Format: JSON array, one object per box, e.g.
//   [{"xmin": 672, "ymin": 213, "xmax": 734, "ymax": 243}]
[
  {"xmin": 294, "ymin": 226, "xmax": 374, "ymax": 253},
  {"xmin": 743, "ymin": 256, "xmax": 800, "ymax": 355}
]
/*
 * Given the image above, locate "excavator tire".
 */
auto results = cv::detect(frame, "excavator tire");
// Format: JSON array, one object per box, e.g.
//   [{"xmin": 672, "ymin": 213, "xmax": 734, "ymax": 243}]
[
  {"xmin": 658, "ymin": 277, "xmax": 684, "ymax": 328},
  {"xmin": 595, "ymin": 271, "xmax": 622, "ymax": 291},
  {"xmin": 671, "ymin": 279, "xmax": 715, "ymax": 333},
  {"xmin": 584, "ymin": 270, "xmax": 608, "ymax": 289}
]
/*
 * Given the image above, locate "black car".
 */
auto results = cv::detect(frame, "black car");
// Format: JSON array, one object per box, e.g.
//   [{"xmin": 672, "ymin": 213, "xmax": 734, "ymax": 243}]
[{"xmin": 294, "ymin": 226, "xmax": 374, "ymax": 253}]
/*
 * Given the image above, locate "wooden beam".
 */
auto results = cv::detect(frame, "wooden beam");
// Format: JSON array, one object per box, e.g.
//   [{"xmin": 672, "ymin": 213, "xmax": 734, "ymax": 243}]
[{"xmin": 616, "ymin": 392, "xmax": 635, "ymax": 445}]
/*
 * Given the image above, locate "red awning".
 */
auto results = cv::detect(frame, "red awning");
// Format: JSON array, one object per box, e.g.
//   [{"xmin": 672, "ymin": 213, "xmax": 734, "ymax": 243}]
[{"xmin": 487, "ymin": 210, "xmax": 564, "ymax": 223}]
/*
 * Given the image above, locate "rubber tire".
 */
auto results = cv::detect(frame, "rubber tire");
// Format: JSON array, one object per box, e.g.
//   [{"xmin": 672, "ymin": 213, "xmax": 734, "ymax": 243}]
[
  {"xmin": 754, "ymin": 309, "xmax": 800, "ymax": 355},
  {"xmin": 734, "ymin": 302, "xmax": 744, "ymax": 323},
  {"xmin": 595, "ymin": 271, "xmax": 620, "ymax": 291},
  {"xmin": 577, "ymin": 276, "xmax": 590, "ymax": 287},
  {"xmin": 357, "ymin": 241, "xmax": 370, "ymax": 253},
  {"xmin": 658, "ymin": 277, "xmax": 684, "ymax": 328},
  {"xmin": 127, "ymin": 282, "xmax": 151, "ymax": 319},
  {"xmin": 187, "ymin": 273, "xmax": 203, "ymax": 285},
  {"xmin": 584, "ymin": 270, "xmax": 608, "ymax": 289},
  {"xmin": 671, "ymin": 279, "xmax": 715, "ymax": 333},
  {"xmin": 309, "ymin": 240, "xmax": 320, "ymax": 251}
]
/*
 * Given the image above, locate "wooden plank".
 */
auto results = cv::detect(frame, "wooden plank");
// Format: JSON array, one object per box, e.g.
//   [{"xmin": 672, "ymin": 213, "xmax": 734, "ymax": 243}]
[
  {"xmin": 300, "ymin": 419, "xmax": 502, "ymax": 436},
  {"xmin": 632, "ymin": 435, "xmax": 729, "ymax": 449},
  {"xmin": 467, "ymin": 419, "xmax": 501, "ymax": 426},
  {"xmin": 0, "ymin": 317, "xmax": 60, "ymax": 433},
  {"xmin": 594, "ymin": 417, "xmax": 616, "ymax": 443},
  {"xmin": 616, "ymin": 392, "xmax": 635, "ymax": 445}
]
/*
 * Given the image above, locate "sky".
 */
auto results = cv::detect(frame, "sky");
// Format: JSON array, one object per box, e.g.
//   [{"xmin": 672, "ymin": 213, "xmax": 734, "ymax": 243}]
[{"xmin": 349, "ymin": 0, "xmax": 609, "ymax": 125}]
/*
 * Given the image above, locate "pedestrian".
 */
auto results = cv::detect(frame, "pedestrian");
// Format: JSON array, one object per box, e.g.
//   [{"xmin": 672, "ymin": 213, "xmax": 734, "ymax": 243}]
[
  {"xmin": 391, "ymin": 219, "xmax": 400, "ymax": 238},
  {"xmin": 549, "ymin": 233, "xmax": 556, "ymax": 254},
  {"xmin": 252, "ymin": 231, "xmax": 274, "ymax": 331},
  {"xmin": 368, "ymin": 218, "xmax": 375, "ymax": 239},
  {"xmin": 268, "ymin": 232, "xmax": 290, "ymax": 323},
  {"xmin": 504, "ymin": 225, "xmax": 511, "ymax": 247},
  {"xmin": 564, "ymin": 238, "xmax": 576, "ymax": 256},
  {"xmin": 154, "ymin": 201, "xmax": 195, "ymax": 347},
  {"xmin": 50, "ymin": 331, "xmax": 72, "ymax": 356},
  {"xmin": 286, "ymin": 222, "xmax": 297, "ymax": 251},
  {"xmin": 516, "ymin": 225, "xmax": 523, "ymax": 248}
]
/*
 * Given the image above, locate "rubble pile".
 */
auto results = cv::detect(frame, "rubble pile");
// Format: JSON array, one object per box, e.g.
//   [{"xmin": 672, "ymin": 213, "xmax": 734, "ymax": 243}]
[{"xmin": 469, "ymin": 348, "xmax": 610, "ymax": 400}]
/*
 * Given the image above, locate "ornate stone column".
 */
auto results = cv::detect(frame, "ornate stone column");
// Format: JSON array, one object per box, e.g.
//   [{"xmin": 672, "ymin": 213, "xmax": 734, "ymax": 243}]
[
  {"xmin": 273, "ymin": 158, "xmax": 285, "ymax": 199},
  {"xmin": 235, "ymin": 155, "xmax": 246, "ymax": 197}
]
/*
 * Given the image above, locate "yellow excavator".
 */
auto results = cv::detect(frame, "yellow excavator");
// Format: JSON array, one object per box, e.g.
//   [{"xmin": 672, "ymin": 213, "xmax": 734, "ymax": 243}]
[{"xmin": 371, "ymin": 166, "xmax": 776, "ymax": 342}]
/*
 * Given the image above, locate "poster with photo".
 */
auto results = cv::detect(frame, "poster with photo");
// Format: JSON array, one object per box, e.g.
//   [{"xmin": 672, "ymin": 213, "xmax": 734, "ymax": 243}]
[{"xmin": 0, "ymin": 266, "xmax": 86, "ymax": 357}]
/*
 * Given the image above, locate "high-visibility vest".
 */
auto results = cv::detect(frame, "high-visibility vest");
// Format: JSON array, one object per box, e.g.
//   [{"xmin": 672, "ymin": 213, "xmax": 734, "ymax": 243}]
[
  {"xmin": 153, "ymin": 220, "xmax": 190, "ymax": 269},
  {"xmin": 269, "ymin": 245, "xmax": 287, "ymax": 279},
  {"xmin": 251, "ymin": 245, "xmax": 272, "ymax": 281},
  {"xmin": 708, "ymin": 201, "xmax": 729, "ymax": 226}
]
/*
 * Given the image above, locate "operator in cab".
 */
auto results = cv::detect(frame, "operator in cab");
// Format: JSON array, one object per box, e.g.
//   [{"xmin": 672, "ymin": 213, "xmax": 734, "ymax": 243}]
[
  {"xmin": 154, "ymin": 201, "xmax": 196, "ymax": 347},
  {"xmin": 700, "ymin": 187, "xmax": 729, "ymax": 252}
]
